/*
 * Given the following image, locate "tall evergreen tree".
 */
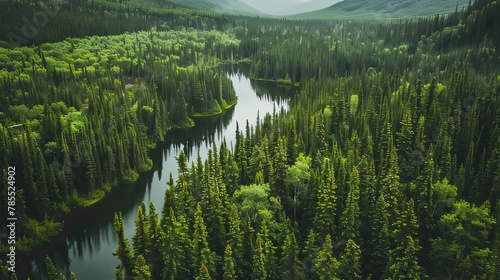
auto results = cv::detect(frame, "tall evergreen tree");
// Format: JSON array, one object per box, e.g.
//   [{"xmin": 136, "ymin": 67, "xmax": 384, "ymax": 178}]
[
  {"xmin": 252, "ymin": 233, "xmax": 267, "ymax": 280},
  {"xmin": 385, "ymin": 199, "xmax": 424, "ymax": 279},
  {"xmin": 339, "ymin": 239, "xmax": 362, "ymax": 280},
  {"xmin": 113, "ymin": 212, "xmax": 135, "ymax": 277},
  {"xmin": 132, "ymin": 202, "xmax": 150, "ymax": 258},
  {"xmin": 313, "ymin": 158, "xmax": 337, "ymax": 239},
  {"xmin": 312, "ymin": 234, "xmax": 339, "ymax": 280},
  {"xmin": 280, "ymin": 231, "xmax": 304, "ymax": 280},
  {"xmin": 223, "ymin": 244, "xmax": 237, "ymax": 280},
  {"xmin": 132, "ymin": 255, "xmax": 151, "ymax": 280},
  {"xmin": 45, "ymin": 256, "xmax": 66, "ymax": 280},
  {"xmin": 339, "ymin": 166, "xmax": 361, "ymax": 248},
  {"xmin": 192, "ymin": 203, "xmax": 215, "ymax": 278}
]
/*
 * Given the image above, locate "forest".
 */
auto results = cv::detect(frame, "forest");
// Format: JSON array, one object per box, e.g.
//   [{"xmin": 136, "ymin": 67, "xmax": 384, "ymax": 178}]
[{"xmin": 1, "ymin": 0, "xmax": 500, "ymax": 279}]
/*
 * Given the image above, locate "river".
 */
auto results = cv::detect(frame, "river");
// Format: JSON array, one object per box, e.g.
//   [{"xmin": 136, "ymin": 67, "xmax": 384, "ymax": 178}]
[{"xmin": 20, "ymin": 67, "xmax": 295, "ymax": 280}]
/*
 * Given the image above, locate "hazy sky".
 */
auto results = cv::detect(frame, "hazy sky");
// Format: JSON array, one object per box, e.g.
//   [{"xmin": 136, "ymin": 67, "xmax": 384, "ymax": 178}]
[{"xmin": 241, "ymin": 0, "xmax": 343, "ymax": 15}]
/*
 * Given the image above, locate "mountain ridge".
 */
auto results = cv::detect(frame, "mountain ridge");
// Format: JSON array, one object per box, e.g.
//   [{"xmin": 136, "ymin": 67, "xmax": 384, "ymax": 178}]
[
  {"xmin": 291, "ymin": 0, "xmax": 471, "ymax": 19},
  {"xmin": 168, "ymin": 0, "xmax": 266, "ymax": 15}
]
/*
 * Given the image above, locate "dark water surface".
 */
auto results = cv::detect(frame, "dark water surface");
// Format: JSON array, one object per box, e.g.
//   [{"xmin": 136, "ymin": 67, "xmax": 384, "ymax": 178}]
[{"xmin": 20, "ymin": 68, "xmax": 294, "ymax": 280}]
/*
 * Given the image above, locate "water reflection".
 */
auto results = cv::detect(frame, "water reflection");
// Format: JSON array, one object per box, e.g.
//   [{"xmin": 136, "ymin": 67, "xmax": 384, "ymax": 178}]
[{"xmin": 21, "ymin": 69, "xmax": 295, "ymax": 280}]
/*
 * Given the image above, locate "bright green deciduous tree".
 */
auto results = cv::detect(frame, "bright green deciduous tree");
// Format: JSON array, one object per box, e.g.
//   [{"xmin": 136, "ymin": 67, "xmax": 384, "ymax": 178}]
[{"xmin": 430, "ymin": 200, "xmax": 494, "ymax": 279}]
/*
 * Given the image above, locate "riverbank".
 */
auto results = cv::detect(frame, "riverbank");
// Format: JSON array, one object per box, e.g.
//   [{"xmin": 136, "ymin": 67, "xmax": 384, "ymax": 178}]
[
  {"xmin": 14, "ymin": 98, "xmax": 238, "ymax": 274},
  {"xmin": 250, "ymin": 75, "xmax": 300, "ymax": 86}
]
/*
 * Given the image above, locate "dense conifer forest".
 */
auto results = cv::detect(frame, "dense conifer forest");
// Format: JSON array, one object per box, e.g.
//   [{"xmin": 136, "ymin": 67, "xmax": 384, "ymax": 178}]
[{"xmin": 1, "ymin": 0, "xmax": 500, "ymax": 279}]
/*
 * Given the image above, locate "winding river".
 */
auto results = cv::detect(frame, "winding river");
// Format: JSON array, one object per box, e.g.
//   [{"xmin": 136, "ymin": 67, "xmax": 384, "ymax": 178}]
[{"xmin": 20, "ymin": 67, "xmax": 295, "ymax": 280}]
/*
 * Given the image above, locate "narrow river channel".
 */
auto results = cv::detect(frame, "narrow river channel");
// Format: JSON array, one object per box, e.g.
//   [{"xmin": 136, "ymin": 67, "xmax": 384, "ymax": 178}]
[{"xmin": 21, "ymin": 67, "xmax": 294, "ymax": 280}]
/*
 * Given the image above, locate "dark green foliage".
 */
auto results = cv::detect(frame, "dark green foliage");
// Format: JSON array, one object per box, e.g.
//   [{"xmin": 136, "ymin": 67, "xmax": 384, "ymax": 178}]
[
  {"xmin": 115, "ymin": 4, "xmax": 498, "ymax": 277},
  {"xmin": 313, "ymin": 234, "xmax": 339, "ymax": 280},
  {"xmin": 133, "ymin": 255, "xmax": 151, "ymax": 280},
  {"xmin": 280, "ymin": 231, "xmax": 304, "ymax": 280},
  {"xmin": 113, "ymin": 212, "xmax": 135, "ymax": 277},
  {"xmin": 222, "ymin": 245, "xmax": 237, "ymax": 280},
  {"xmin": 45, "ymin": 256, "xmax": 67, "ymax": 280},
  {"xmin": 1, "ymin": 0, "xmax": 499, "ymax": 279},
  {"xmin": 339, "ymin": 239, "xmax": 362, "ymax": 280}
]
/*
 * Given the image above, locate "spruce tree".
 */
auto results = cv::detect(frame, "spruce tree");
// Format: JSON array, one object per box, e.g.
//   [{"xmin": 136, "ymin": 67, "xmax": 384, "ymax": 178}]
[
  {"xmin": 227, "ymin": 203, "xmax": 244, "ymax": 278},
  {"xmin": 197, "ymin": 263, "xmax": 212, "ymax": 280},
  {"xmin": 132, "ymin": 202, "xmax": 150, "ymax": 258},
  {"xmin": 45, "ymin": 256, "xmax": 66, "ymax": 280},
  {"xmin": 223, "ymin": 245, "xmax": 237, "ymax": 280},
  {"xmin": 132, "ymin": 255, "xmax": 151, "ymax": 280},
  {"xmin": 252, "ymin": 233, "xmax": 267, "ymax": 280},
  {"xmin": 192, "ymin": 203, "xmax": 215, "ymax": 278},
  {"xmin": 339, "ymin": 239, "xmax": 362, "ymax": 280},
  {"xmin": 313, "ymin": 158, "xmax": 337, "ymax": 239},
  {"xmin": 339, "ymin": 166, "xmax": 361, "ymax": 248},
  {"xmin": 385, "ymin": 199, "xmax": 424, "ymax": 279},
  {"xmin": 280, "ymin": 231, "xmax": 304, "ymax": 280},
  {"xmin": 312, "ymin": 234, "xmax": 339, "ymax": 280},
  {"xmin": 113, "ymin": 212, "xmax": 134, "ymax": 277}
]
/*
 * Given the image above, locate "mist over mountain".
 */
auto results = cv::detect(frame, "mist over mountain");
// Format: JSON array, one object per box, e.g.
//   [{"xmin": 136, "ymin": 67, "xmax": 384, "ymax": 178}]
[{"xmin": 241, "ymin": 0, "xmax": 342, "ymax": 15}]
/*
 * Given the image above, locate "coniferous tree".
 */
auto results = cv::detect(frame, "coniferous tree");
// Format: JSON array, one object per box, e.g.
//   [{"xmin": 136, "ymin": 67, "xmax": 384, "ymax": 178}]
[
  {"xmin": 313, "ymin": 158, "xmax": 337, "ymax": 239},
  {"xmin": 339, "ymin": 166, "xmax": 361, "ymax": 248},
  {"xmin": 192, "ymin": 203, "xmax": 215, "ymax": 278},
  {"xmin": 132, "ymin": 202, "xmax": 150, "ymax": 258},
  {"xmin": 197, "ymin": 263, "xmax": 212, "ymax": 280},
  {"xmin": 113, "ymin": 212, "xmax": 135, "ymax": 277},
  {"xmin": 223, "ymin": 245, "xmax": 237, "ymax": 280},
  {"xmin": 385, "ymin": 199, "xmax": 424, "ymax": 279},
  {"xmin": 280, "ymin": 231, "xmax": 304, "ymax": 280},
  {"xmin": 227, "ymin": 203, "xmax": 244, "ymax": 278},
  {"xmin": 339, "ymin": 239, "xmax": 362, "ymax": 280},
  {"xmin": 252, "ymin": 233, "xmax": 267, "ymax": 280},
  {"xmin": 45, "ymin": 256, "xmax": 66, "ymax": 280},
  {"xmin": 312, "ymin": 234, "xmax": 339, "ymax": 280},
  {"xmin": 132, "ymin": 255, "xmax": 151, "ymax": 280},
  {"xmin": 302, "ymin": 229, "xmax": 319, "ymax": 279}
]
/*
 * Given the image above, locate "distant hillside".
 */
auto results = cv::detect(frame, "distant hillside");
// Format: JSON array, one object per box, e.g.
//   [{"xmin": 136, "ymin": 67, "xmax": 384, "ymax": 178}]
[
  {"xmin": 291, "ymin": 0, "xmax": 470, "ymax": 20},
  {"xmin": 168, "ymin": 0, "xmax": 265, "ymax": 15}
]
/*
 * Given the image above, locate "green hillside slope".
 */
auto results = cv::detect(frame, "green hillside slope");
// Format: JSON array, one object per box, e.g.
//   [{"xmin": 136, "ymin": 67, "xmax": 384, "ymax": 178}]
[
  {"xmin": 292, "ymin": 0, "xmax": 470, "ymax": 20},
  {"xmin": 168, "ymin": 0, "xmax": 265, "ymax": 15}
]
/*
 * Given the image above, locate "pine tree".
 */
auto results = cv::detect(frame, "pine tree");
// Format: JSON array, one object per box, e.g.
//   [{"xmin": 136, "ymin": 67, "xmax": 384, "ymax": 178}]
[
  {"xmin": 132, "ymin": 202, "xmax": 150, "ymax": 258},
  {"xmin": 223, "ymin": 245, "xmax": 237, "ymax": 280},
  {"xmin": 302, "ymin": 229, "xmax": 319, "ymax": 279},
  {"xmin": 312, "ymin": 234, "xmax": 339, "ymax": 280},
  {"xmin": 313, "ymin": 158, "xmax": 337, "ymax": 239},
  {"xmin": 396, "ymin": 108, "xmax": 415, "ymax": 180},
  {"xmin": 227, "ymin": 203, "xmax": 244, "ymax": 278},
  {"xmin": 280, "ymin": 231, "xmax": 304, "ymax": 280},
  {"xmin": 197, "ymin": 263, "xmax": 212, "ymax": 280},
  {"xmin": 339, "ymin": 239, "xmax": 362, "ymax": 280},
  {"xmin": 339, "ymin": 166, "xmax": 361, "ymax": 248},
  {"xmin": 162, "ymin": 208, "xmax": 182, "ymax": 280},
  {"xmin": 113, "ymin": 212, "xmax": 135, "ymax": 277},
  {"xmin": 252, "ymin": 233, "xmax": 267, "ymax": 280},
  {"xmin": 365, "ymin": 194, "xmax": 390, "ymax": 279},
  {"xmin": 45, "ymin": 256, "xmax": 66, "ymax": 280},
  {"xmin": 132, "ymin": 255, "xmax": 151, "ymax": 280},
  {"xmin": 242, "ymin": 214, "xmax": 255, "ymax": 278},
  {"xmin": 385, "ymin": 199, "xmax": 424, "ymax": 279},
  {"xmin": 192, "ymin": 203, "xmax": 215, "ymax": 278},
  {"xmin": 259, "ymin": 220, "xmax": 278, "ymax": 280}
]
